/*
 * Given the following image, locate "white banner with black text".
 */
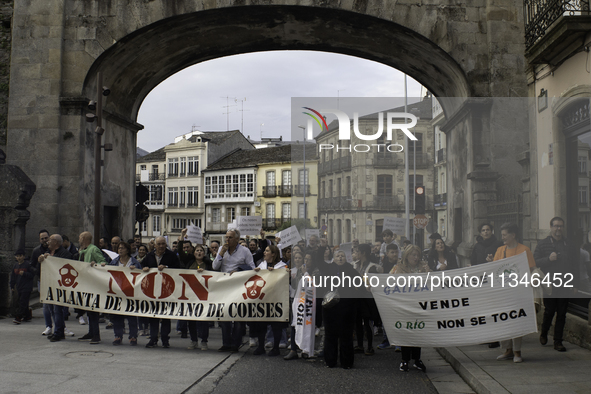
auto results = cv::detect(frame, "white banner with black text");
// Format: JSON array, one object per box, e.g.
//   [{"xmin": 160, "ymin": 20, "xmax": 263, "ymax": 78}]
[
  {"xmin": 40, "ymin": 257, "xmax": 289, "ymax": 322},
  {"xmin": 371, "ymin": 253, "xmax": 537, "ymax": 347}
]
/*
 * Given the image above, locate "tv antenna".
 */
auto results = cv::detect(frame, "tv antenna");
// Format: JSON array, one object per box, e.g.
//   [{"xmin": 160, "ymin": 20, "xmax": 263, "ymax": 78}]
[
  {"xmin": 235, "ymin": 97, "xmax": 249, "ymax": 133},
  {"xmin": 221, "ymin": 96, "xmax": 236, "ymax": 131}
]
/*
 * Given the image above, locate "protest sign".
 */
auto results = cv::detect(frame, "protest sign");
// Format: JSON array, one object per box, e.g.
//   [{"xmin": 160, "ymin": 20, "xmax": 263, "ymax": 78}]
[
  {"xmin": 102, "ymin": 249, "xmax": 118, "ymax": 260},
  {"xmin": 238, "ymin": 216, "xmax": 262, "ymax": 236},
  {"xmin": 292, "ymin": 273, "xmax": 316, "ymax": 355},
  {"xmin": 382, "ymin": 217, "xmax": 406, "ymax": 237},
  {"xmin": 41, "ymin": 257, "xmax": 289, "ymax": 322},
  {"xmin": 186, "ymin": 225, "xmax": 203, "ymax": 245},
  {"xmin": 371, "ymin": 253, "xmax": 537, "ymax": 347},
  {"xmin": 275, "ymin": 225, "xmax": 302, "ymax": 247},
  {"xmin": 305, "ymin": 229, "xmax": 320, "ymax": 245}
]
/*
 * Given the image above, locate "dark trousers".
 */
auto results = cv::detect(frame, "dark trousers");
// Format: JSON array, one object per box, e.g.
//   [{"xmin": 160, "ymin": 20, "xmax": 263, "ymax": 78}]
[
  {"xmin": 149, "ymin": 318, "xmax": 171, "ymax": 343},
  {"xmin": 290, "ymin": 325, "xmax": 299, "ymax": 351},
  {"xmin": 267, "ymin": 323, "xmax": 285, "ymax": 350},
  {"xmin": 324, "ymin": 305, "xmax": 355, "ymax": 368},
  {"xmin": 87, "ymin": 311, "xmax": 100, "ymax": 339},
  {"xmin": 138, "ymin": 316, "xmax": 149, "ymax": 330},
  {"xmin": 188, "ymin": 321, "xmax": 210, "ymax": 342},
  {"xmin": 541, "ymin": 297, "xmax": 569, "ymax": 342},
  {"xmin": 355, "ymin": 300, "xmax": 374, "ymax": 349},
  {"xmin": 401, "ymin": 346, "xmax": 421, "ymax": 362},
  {"xmin": 112, "ymin": 314, "xmax": 138, "ymax": 339},
  {"xmin": 53, "ymin": 305, "xmax": 66, "ymax": 337},
  {"xmin": 177, "ymin": 320, "xmax": 188, "ymax": 335},
  {"xmin": 249, "ymin": 322, "xmax": 268, "ymax": 350},
  {"xmin": 16, "ymin": 290, "xmax": 31, "ymax": 319},
  {"xmin": 220, "ymin": 321, "xmax": 242, "ymax": 348}
]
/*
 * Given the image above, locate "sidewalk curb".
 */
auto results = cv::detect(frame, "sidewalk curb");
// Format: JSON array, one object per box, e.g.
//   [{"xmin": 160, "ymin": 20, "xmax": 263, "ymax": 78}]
[{"xmin": 436, "ymin": 347, "xmax": 509, "ymax": 394}]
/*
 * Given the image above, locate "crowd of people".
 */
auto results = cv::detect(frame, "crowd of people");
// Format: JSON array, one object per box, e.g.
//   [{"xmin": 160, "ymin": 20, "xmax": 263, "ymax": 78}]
[{"xmin": 9, "ymin": 216, "xmax": 581, "ymax": 371}]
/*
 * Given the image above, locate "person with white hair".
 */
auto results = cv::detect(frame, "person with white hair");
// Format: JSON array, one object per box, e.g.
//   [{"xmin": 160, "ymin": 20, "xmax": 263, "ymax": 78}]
[
  {"xmin": 213, "ymin": 229, "xmax": 255, "ymax": 352},
  {"xmin": 141, "ymin": 236, "xmax": 181, "ymax": 348}
]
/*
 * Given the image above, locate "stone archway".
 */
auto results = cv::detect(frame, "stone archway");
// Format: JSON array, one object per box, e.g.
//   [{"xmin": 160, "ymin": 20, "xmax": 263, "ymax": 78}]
[{"xmin": 5, "ymin": 1, "xmax": 529, "ymax": 252}]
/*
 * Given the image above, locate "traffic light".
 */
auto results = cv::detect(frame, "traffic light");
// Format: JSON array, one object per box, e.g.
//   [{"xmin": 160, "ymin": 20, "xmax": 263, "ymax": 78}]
[
  {"xmin": 136, "ymin": 184, "xmax": 149, "ymax": 204},
  {"xmin": 415, "ymin": 186, "xmax": 426, "ymax": 214}
]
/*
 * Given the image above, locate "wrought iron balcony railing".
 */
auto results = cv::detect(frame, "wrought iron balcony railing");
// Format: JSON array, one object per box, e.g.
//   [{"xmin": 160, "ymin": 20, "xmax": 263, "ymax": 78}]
[
  {"xmin": 293, "ymin": 184, "xmax": 311, "ymax": 196},
  {"xmin": 263, "ymin": 186, "xmax": 277, "ymax": 198},
  {"xmin": 524, "ymin": 0, "xmax": 590, "ymax": 49}
]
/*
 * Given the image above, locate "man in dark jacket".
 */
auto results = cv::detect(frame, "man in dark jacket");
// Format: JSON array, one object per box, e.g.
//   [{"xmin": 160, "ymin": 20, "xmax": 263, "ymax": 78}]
[
  {"xmin": 31, "ymin": 229, "xmax": 50, "ymax": 276},
  {"xmin": 38, "ymin": 234, "xmax": 73, "ymax": 342},
  {"xmin": 249, "ymin": 239, "xmax": 264, "ymax": 265},
  {"xmin": 470, "ymin": 223, "xmax": 504, "ymax": 266},
  {"xmin": 62, "ymin": 235, "xmax": 78, "ymax": 255},
  {"xmin": 141, "ymin": 236, "xmax": 181, "ymax": 348},
  {"xmin": 534, "ymin": 217, "xmax": 578, "ymax": 352}
]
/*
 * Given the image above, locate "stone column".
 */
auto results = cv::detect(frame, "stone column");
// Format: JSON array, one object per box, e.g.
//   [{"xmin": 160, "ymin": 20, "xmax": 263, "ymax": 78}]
[{"xmin": 0, "ymin": 149, "xmax": 36, "ymax": 315}]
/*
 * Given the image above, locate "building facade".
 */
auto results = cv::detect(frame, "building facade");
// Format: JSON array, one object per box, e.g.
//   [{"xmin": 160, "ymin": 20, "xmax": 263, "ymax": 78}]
[
  {"xmin": 316, "ymin": 98, "xmax": 434, "ymax": 247},
  {"xmin": 135, "ymin": 130, "xmax": 254, "ymax": 244},
  {"xmin": 256, "ymin": 144, "xmax": 318, "ymax": 234}
]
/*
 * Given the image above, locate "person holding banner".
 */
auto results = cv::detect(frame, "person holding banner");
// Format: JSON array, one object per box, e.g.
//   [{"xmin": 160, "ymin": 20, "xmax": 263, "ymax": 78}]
[
  {"xmin": 77, "ymin": 231, "xmax": 106, "ymax": 345},
  {"xmin": 141, "ymin": 236, "xmax": 181, "ymax": 348},
  {"xmin": 316, "ymin": 250, "xmax": 362, "ymax": 369},
  {"xmin": 288, "ymin": 253, "xmax": 317, "ymax": 361},
  {"xmin": 213, "ymin": 229, "xmax": 255, "ymax": 352},
  {"xmin": 353, "ymin": 244, "xmax": 380, "ymax": 356},
  {"xmin": 187, "ymin": 244, "xmax": 213, "ymax": 351},
  {"xmin": 105, "ymin": 241, "xmax": 141, "ymax": 346},
  {"xmin": 285, "ymin": 251, "xmax": 305, "ymax": 360},
  {"xmin": 427, "ymin": 239, "xmax": 459, "ymax": 272},
  {"xmin": 136, "ymin": 244, "xmax": 148, "ymax": 265},
  {"xmin": 493, "ymin": 222, "xmax": 536, "ymax": 363},
  {"xmin": 251, "ymin": 245, "xmax": 289, "ymax": 356},
  {"xmin": 392, "ymin": 244, "xmax": 430, "ymax": 372}
]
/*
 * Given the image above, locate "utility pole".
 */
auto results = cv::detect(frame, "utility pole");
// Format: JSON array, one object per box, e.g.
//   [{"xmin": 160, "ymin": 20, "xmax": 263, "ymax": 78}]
[
  {"xmin": 86, "ymin": 72, "xmax": 111, "ymax": 245},
  {"xmin": 404, "ymin": 74, "xmax": 410, "ymax": 243}
]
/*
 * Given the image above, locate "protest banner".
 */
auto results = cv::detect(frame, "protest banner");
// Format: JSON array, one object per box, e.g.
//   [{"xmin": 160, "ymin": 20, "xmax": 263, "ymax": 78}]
[
  {"xmin": 382, "ymin": 217, "xmax": 406, "ymax": 237},
  {"xmin": 237, "ymin": 216, "xmax": 262, "ymax": 236},
  {"xmin": 305, "ymin": 229, "xmax": 320, "ymax": 245},
  {"xmin": 41, "ymin": 257, "xmax": 289, "ymax": 322},
  {"xmin": 186, "ymin": 225, "xmax": 203, "ymax": 245},
  {"xmin": 292, "ymin": 273, "xmax": 316, "ymax": 355},
  {"xmin": 371, "ymin": 253, "xmax": 537, "ymax": 347},
  {"xmin": 275, "ymin": 225, "xmax": 302, "ymax": 247}
]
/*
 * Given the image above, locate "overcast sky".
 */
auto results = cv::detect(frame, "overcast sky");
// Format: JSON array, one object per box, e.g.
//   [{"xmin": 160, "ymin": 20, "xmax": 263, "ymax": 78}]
[{"xmin": 137, "ymin": 51, "xmax": 423, "ymax": 153}]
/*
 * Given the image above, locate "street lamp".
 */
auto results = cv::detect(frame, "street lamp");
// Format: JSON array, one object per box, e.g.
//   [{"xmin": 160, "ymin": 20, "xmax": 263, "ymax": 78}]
[{"xmin": 86, "ymin": 72, "xmax": 110, "ymax": 245}]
